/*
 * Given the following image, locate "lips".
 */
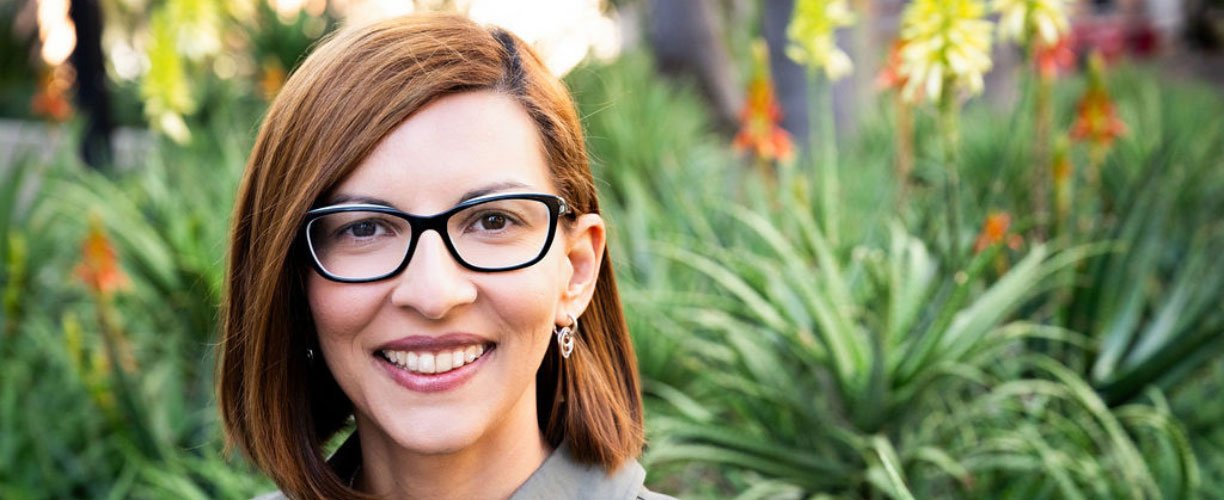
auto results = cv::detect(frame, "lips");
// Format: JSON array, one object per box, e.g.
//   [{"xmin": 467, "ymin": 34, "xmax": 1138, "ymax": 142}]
[
  {"xmin": 374, "ymin": 333, "xmax": 495, "ymax": 393},
  {"xmin": 376, "ymin": 333, "xmax": 493, "ymax": 352}
]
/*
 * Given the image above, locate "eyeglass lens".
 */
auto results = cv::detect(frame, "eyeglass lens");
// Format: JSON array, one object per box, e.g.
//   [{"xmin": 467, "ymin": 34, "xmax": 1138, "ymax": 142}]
[{"xmin": 307, "ymin": 197, "xmax": 554, "ymax": 280}]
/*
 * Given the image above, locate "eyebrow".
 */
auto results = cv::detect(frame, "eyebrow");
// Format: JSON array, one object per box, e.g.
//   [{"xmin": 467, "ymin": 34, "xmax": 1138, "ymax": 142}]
[
  {"xmin": 322, "ymin": 181, "xmax": 533, "ymax": 209},
  {"xmin": 457, "ymin": 181, "xmax": 531, "ymax": 203},
  {"xmin": 322, "ymin": 194, "xmax": 395, "ymax": 207}
]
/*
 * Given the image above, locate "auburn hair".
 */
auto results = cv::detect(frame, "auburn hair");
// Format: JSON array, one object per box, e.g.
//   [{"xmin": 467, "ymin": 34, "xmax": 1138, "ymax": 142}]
[{"xmin": 218, "ymin": 13, "xmax": 643, "ymax": 499}]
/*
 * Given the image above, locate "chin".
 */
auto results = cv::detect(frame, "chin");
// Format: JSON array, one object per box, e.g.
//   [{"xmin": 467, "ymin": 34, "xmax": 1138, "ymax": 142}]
[
  {"xmin": 365, "ymin": 403, "xmax": 486, "ymax": 456},
  {"xmin": 392, "ymin": 434, "xmax": 472, "ymax": 456}
]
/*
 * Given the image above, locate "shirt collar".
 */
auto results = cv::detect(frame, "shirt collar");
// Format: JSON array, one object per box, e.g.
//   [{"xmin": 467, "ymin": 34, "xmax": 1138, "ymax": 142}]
[
  {"xmin": 328, "ymin": 435, "xmax": 646, "ymax": 499},
  {"xmin": 509, "ymin": 440, "xmax": 646, "ymax": 500}
]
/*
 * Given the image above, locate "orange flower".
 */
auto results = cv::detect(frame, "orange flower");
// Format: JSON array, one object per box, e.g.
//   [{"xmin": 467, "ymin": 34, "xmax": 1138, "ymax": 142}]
[
  {"xmin": 875, "ymin": 40, "xmax": 910, "ymax": 92},
  {"xmin": 31, "ymin": 68, "xmax": 74, "ymax": 122},
  {"xmin": 973, "ymin": 212, "xmax": 1023, "ymax": 253},
  {"xmin": 1069, "ymin": 89, "xmax": 1126, "ymax": 147},
  {"xmin": 260, "ymin": 57, "xmax": 287, "ymax": 101},
  {"xmin": 74, "ymin": 216, "xmax": 129, "ymax": 296},
  {"xmin": 1069, "ymin": 52, "xmax": 1126, "ymax": 148},
  {"xmin": 1035, "ymin": 35, "xmax": 1075, "ymax": 80},
  {"xmin": 733, "ymin": 41, "xmax": 796, "ymax": 164}
]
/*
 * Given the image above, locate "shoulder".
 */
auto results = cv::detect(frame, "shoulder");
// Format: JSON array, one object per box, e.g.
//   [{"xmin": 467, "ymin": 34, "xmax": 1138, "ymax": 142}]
[
  {"xmin": 510, "ymin": 441, "xmax": 679, "ymax": 500},
  {"xmin": 637, "ymin": 486, "xmax": 680, "ymax": 500},
  {"xmin": 251, "ymin": 441, "xmax": 681, "ymax": 500}
]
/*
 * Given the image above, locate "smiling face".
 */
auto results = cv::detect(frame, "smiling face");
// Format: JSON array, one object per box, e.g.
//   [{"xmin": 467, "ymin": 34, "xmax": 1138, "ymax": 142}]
[{"xmin": 306, "ymin": 90, "xmax": 601, "ymax": 459}]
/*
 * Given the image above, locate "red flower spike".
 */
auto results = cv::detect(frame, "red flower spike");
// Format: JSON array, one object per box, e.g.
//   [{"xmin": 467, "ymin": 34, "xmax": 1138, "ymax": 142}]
[
  {"xmin": 973, "ymin": 212, "xmax": 1016, "ymax": 254},
  {"xmin": 74, "ymin": 216, "xmax": 129, "ymax": 296},
  {"xmin": 1035, "ymin": 35, "xmax": 1075, "ymax": 80},
  {"xmin": 31, "ymin": 68, "xmax": 74, "ymax": 122},
  {"xmin": 876, "ymin": 40, "xmax": 910, "ymax": 91},
  {"xmin": 1069, "ymin": 51, "xmax": 1127, "ymax": 148},
  {"xmin": 733, "ymin": 41, "xmax": 796, "ymax": 164}
]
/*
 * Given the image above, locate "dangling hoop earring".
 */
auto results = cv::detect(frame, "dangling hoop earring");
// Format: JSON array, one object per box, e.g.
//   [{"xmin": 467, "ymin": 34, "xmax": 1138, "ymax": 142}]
[{"xmin": 554, "ymin": 313, "xmax": 578, "ymax": 359}]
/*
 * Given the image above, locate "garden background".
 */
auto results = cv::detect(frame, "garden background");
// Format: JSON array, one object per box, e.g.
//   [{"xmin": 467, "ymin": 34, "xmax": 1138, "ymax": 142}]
[{"xmin": 2, "ymin": 0, "xmax": 1224, "ymax": 498}]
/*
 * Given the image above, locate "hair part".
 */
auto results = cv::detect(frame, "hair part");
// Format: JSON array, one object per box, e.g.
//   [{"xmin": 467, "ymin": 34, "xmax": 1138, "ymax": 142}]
[{"xmin": 218, "ymin": 13, "xmax": 643, "ymax": 499}]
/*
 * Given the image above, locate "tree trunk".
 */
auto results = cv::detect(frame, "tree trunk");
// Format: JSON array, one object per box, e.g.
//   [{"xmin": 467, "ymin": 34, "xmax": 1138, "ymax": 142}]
[
  {"xmin": 648, "ymin": 0, "xmax": 742, "ymax": 132},
  {"xmin": 69, "ymin": 0, "xmax": 113, "ymax": 168}
]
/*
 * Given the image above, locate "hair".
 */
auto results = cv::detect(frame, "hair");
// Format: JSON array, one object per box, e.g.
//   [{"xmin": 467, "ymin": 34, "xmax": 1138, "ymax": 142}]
[{"xmin": 218, "ymin": 13, "xmax": 644, "ymax": 499}]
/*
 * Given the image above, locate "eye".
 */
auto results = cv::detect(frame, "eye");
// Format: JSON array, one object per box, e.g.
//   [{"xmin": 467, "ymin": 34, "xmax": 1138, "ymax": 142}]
[
  {"xmin": 338, "ymin": 218, "xmax": 393, "ymax": 239},
  {"xmin": 349, "ymin": 221, "xmax": 378, "ymax": 237},
  {"xmin": 467, "ymin": 210, "xmax": 522, "ymax": 233},
  {"xmin": 479, "ymin": 213, "xmax": 508, "ymax": 231}
]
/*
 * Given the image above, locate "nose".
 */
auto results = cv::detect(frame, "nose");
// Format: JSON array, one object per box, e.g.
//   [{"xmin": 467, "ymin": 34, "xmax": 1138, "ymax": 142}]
[{"xmin": 388, "ymin": 230, "xmax": 477, "ymax": 320}]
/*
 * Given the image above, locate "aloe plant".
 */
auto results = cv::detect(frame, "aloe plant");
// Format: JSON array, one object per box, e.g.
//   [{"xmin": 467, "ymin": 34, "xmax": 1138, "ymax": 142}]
[
  {"xmin": 1067, "ymin": 131, "xmax": 1224, "ymax": 407},
  {"xmin": 639, "ymin": 177, "xmax": 1194, "ymax": 497},
  {"xmin": 0, "ymin": 109, "xmax": 271, "ymax": 498},
  {"xmin": 1, "ymin": 157, "xmax": 36, "ymax": 342}
]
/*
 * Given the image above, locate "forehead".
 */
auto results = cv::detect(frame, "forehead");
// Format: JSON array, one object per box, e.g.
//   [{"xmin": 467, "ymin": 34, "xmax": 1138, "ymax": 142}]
[{"xmin": 326, "ymin": 90, "xmax": 552, "ymax": 212}]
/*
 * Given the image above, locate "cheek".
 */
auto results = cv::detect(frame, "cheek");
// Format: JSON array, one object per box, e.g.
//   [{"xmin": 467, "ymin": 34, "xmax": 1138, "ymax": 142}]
[
  {"xmin": 306, "ymin": 274, "xmax": 382, "ymax": 341},
  {"xmin": 485, "ymin": 260, "xmax": 569, "ymax": 336}
]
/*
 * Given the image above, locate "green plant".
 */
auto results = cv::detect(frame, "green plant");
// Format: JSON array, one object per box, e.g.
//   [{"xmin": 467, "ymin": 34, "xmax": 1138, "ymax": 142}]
[
  {"xmin": 1064, "ymin": 84, "xmax": 1224, "ymax": 405},
  {"xmin": 640, "ymin": 175, "xmax": 1195, "ymax": 497},
  {"xmin": 566, "ymin": 50, "xmax": 743, "ymax": 393},
  {"xmin": 0, "ymin": 110, "xmax": 271, "ymax": 498}
]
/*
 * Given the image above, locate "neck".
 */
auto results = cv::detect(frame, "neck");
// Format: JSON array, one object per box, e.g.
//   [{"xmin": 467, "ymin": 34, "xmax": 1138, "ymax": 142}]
[{"xmin": 353, "ymin": 394, "xmax": 551, "ymax": 500}]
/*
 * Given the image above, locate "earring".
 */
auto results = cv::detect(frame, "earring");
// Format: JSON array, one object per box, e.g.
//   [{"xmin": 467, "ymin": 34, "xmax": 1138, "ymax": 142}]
[
  {"xmin": 306, "ymin": 348, "xmax": 316, "ymax": 362},
  {"xmin": 555, "ymin": 313, "xmax": 578, "ymax": 359}
]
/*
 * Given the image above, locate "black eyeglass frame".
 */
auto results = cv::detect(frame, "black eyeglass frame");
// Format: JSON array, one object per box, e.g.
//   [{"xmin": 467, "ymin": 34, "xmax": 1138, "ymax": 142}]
[{"xmin": 303, "ymin": 193, "xmax": 573, "ymax": 283}]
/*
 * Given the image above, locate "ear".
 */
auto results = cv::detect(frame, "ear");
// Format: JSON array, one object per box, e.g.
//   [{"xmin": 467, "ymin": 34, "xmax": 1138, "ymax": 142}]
[{"xmin": 556, "ymin": 213, "xmax": 605, "ymax": 325}]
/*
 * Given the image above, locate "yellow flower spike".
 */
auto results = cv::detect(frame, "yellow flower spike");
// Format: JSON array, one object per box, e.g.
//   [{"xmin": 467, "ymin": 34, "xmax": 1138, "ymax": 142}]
[
  {"xmin": 993, "ymin": 0, "xmax": 1072, "ymax": 47},
  {"xmin": 141, "ymin": 4, "xmax": 205, "ymax": 144},
  {"xmin": 787, "ymin": 0, "xmax": 856, "ymax": 81},
  {"xmin": 898, "ymin": 0, "xmax": 994, "ymax": 103}
]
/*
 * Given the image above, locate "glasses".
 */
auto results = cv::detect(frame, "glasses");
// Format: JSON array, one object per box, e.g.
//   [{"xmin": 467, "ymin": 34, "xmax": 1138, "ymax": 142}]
[{"xmin": 304, "ymin": 193, "xmax": 572, "ymax": 283}]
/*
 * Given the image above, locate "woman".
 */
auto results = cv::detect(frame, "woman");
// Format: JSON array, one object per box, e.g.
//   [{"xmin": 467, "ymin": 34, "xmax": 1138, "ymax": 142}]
[{"xmin": 218, "ymin": 13, "xmax": 674, "ymax": 500}]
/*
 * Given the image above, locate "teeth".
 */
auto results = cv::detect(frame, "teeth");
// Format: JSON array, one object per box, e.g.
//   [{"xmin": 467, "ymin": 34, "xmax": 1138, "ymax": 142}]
[{"xmin": 384, "ymin": 345, "xmax": 489, "ymax": 375}]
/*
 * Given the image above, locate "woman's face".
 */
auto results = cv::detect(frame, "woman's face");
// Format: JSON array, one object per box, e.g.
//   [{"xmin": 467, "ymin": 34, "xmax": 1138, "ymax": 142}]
[{"xmin": 307, "ymin": 90, "xmax": 603, "ymax": 457}]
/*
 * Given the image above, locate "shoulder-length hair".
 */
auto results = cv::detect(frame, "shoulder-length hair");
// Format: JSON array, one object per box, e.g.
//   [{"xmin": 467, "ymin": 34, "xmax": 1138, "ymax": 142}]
[{"xmin": 218, "ymin": 13, "xmax": 643, "ymax": 498}]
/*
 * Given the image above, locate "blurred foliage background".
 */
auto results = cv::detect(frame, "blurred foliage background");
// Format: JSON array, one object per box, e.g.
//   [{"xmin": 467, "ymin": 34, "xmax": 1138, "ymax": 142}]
[{"xmin": 2, "ymin": 0, "xmax": 1224, "ymax": 498}]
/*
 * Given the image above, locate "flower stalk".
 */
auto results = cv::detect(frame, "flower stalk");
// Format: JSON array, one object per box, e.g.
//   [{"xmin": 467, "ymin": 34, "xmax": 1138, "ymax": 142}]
[
  {"xmin": 788, "ymin": 0, "xmax": 855, "ymax": 245},
  {"xmin": 1069, "ymin": 52, "xmax": 1127, "ymax": 214},
  {"xmin": 993, "ymin": 0, "xmax": 1074, "ymax": 240},
  {"xmin": 878, "ymin": 41, "xmax": 915, "ymax": 207},
  {"xmin": 733, "ymin": 40, "xmax": 797, "ymax": 192},
  {"xmin": 805, "ymin": 72, "xmax": 841, "ymax": 245},
  {"xmin": 1050, "ymin": 137, "xmax": 1074, "ymax": 238},
  {"xmin": 939, "ymin": 85, "xmax": 964, "ymax": 263},
  {"xmin": 1032, "ymin": 64, "xmax": 1053, "ymax": 238},
  {"xmin": 896, "ymin": 0, "xmax": 994, "ymax": 265},
  {"xmin": 75, "ymin": 213, "xmax": 161, "ymax": 459}
]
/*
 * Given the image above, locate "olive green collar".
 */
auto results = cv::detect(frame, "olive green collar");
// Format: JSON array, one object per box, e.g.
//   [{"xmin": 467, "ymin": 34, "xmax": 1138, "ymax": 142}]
[
  {"xmin": 326, "ymin": 435, "xmax": 651, "ymax": 500},
  {"xmin": 509, "ymin": 440, "xmax": 647, "ymax": 500}
]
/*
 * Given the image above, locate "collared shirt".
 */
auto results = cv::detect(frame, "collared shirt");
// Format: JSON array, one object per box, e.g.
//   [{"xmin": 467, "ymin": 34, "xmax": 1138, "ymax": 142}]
[
  {"xmin": 253, "ymin": 437, "xmax": 677, "ymax": 500},
  {"xmin": 509, "ymin": 440, "xmax": 674, "ymax": 500}
]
